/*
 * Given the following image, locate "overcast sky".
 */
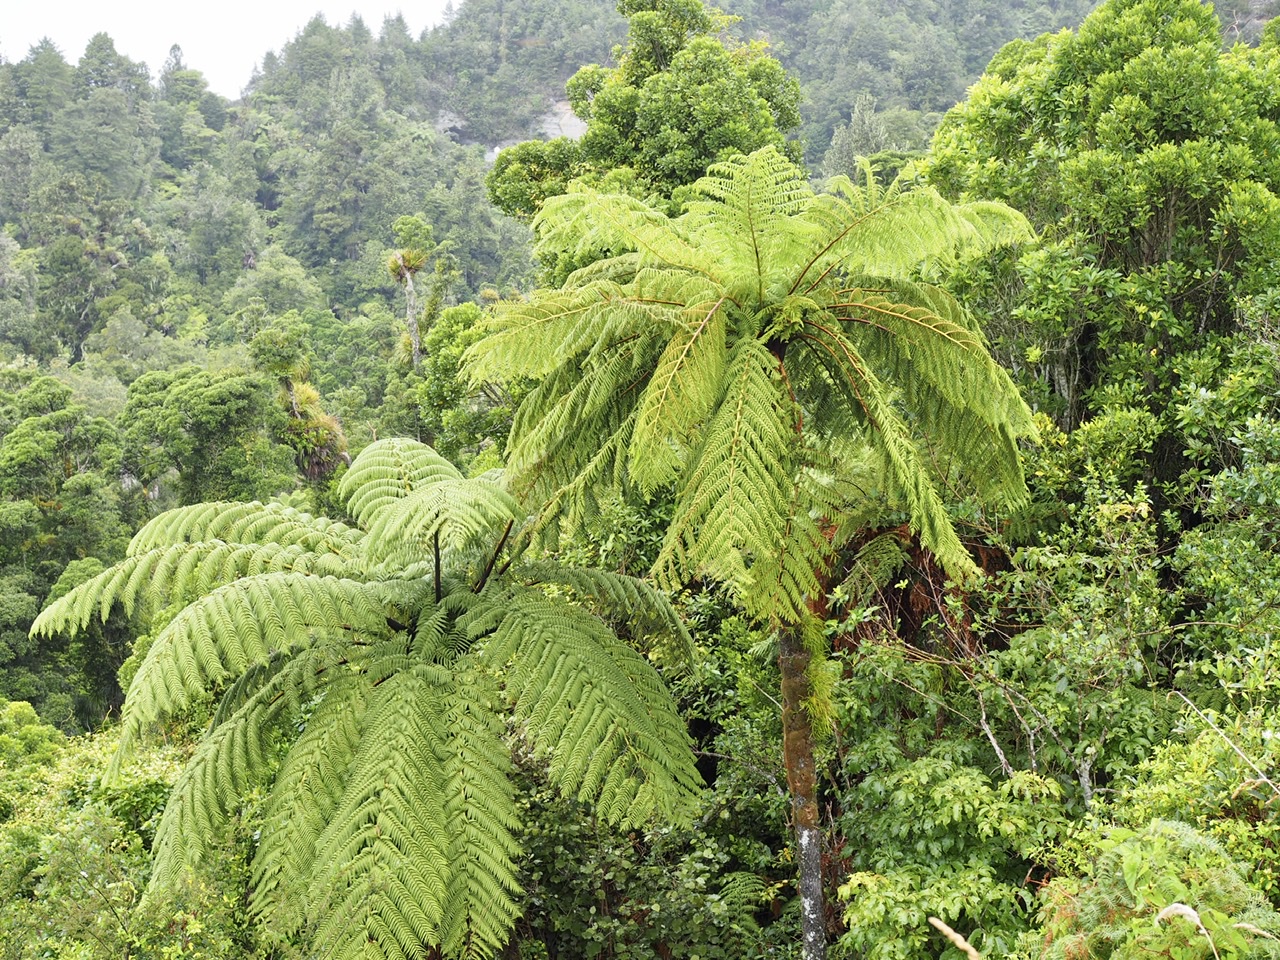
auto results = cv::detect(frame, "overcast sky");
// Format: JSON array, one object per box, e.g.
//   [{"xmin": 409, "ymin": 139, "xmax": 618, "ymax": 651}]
[{"xmin": 2, "ymin": 0, "xmax": 456, "ymax": 99}]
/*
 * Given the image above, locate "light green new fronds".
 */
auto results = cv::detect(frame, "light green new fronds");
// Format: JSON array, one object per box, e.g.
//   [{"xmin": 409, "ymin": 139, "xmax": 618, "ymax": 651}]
[
  {"xmin": 30, "ymin": 437, "xmax": 700, "ymax": 960},
  {"xmin": 468, "ymin": 145, "xmax": 1037, "ymax": 613}
]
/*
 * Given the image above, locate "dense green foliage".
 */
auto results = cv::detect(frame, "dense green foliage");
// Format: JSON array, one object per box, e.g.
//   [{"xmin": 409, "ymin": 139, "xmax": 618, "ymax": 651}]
[
  {"xmin": 33, "ymin": 438, "xmax": 701, "ymax": 958},
  {"xmin": 7, "ymin": 0, "xmax": 1280, "ymax": 958}
]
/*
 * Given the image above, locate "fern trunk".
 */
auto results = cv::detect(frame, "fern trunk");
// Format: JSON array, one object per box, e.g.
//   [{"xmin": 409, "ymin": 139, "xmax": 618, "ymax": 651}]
[
  {"xmin": 780, "ymin": 626, "xmax": 826, "ymax": 960},
  {"xmin": 404, "ymin": 267, "xmax": 421, "ymax": 368}
]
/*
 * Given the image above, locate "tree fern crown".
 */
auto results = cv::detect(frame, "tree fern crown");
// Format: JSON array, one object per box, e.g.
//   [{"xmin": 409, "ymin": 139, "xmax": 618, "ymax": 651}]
[
  {"xmin": 31, "ymin": 437, "xmax": 700, "ymax": 960},
  {"xmin": 467, "ymin": 146, "xmax": 1037, "ymax": 619}
]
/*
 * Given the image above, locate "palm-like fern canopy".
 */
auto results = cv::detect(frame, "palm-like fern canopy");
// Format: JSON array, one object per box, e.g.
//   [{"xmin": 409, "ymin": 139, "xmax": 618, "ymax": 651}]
[
  {"xmin": 32, "ymin": 438, "xmax": 700, "ymax": 960},
  {"xmin": 467, "ymin": 147, "xmax": 1037, "ymax": 621}
]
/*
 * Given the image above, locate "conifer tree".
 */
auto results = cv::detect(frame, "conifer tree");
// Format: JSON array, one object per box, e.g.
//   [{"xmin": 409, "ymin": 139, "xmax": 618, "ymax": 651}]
[{"xmin": 467, "ymin": 146, "xmax": 1037, "ymax": 960}]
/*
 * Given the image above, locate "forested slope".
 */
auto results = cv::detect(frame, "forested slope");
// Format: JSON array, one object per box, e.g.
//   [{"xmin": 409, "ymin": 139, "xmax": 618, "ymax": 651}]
[{"xmin": 4, "ymin": 0, "xmax": 1280, "ymax": 958}]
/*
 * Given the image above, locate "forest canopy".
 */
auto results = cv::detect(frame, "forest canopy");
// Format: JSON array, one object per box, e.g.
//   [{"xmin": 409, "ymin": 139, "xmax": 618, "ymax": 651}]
[{"xmin": 4, "ymin": 0, "xmax": 1280, "ymax": 959}]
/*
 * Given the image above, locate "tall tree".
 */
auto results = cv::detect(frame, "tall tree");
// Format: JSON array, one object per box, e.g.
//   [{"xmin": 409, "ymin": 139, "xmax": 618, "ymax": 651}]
[
  {"xmin": 33, "ymin": 438, "xmax": 701, "ymax": 958},
  {"xmin": 927, "ymin": 0, "xmax": 1280, "ymax": 442},
  {"xmin": 387, "ymin": 214, "xmax": 437, "ymax": 368},
  {"xmin": 487, "ymin": 0, "xmax": 801, "ymax": 219},
  {"xmin": 467, "ymin": 147, "xmax": 1036, "ymax": 960}
]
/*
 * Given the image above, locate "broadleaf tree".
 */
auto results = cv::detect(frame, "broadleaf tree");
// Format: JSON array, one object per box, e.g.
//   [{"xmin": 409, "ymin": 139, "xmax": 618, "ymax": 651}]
[
  {"xmin": 467, "ymin": 146, "xmax": 1037, "ymax": 960},
  {"xmin": 31, "ymin": 437, "xmax": 701, "ymax": 959}
]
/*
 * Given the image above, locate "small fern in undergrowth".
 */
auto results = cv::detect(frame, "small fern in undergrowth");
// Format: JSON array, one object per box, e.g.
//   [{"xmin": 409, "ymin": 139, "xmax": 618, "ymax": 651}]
[
  {"xmin": 1037, "ymin": 820, "xmax": 1280, "ymax": 960},
  {"xmin": 32, "ymin": 438, "xmax": 702, "ymax": 960}
]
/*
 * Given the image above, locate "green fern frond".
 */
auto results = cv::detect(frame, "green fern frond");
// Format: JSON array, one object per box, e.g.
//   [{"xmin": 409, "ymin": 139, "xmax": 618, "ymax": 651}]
[
  {"xmin": 838, "ymin": 530, "xmax": 910, "ymax": 608},
  {"xmin": 514, "ymin": 561, "xmax": 693, "ymax": 657},
  {"xmin": 505, "ymin": 336, "xmax": 655, "ymax": 508},
  {"xmin": 112, "ymin": 574, "xmax": 391, "ymax": 774},
  {"xmin": 655, "ymin": 337, "xmax": 796, "ymax": 597},
  {"xmin": 128, "ymin": 500, "xmax": 359, "ymax": 556},
  {"xmin": 480, "ymin": 590, "xmax": 701, "ymax": 825},
  {"xmin": 339, "ymin": 438, "xmax": 463, "ymax": 528},
  {"xmin": 630, "ymin": 290, "xmax": 729, "ymax": 495},
  {"xmin": 251, "ymin": 670, "xmax": 370, "ymax": 929},
  {"xmin": 563, "ymin": 250, "xmax": 642, "ymax": 287},
  {"xmin": 438, "ymin": 661, "xmax": 522, "ymax": 959},
  {"xmin": 148, "ymin": 643, "xmax": 347, "ymax": 893},
  {"xmin": 535, "ymin": 188, "xmax": 707, "ymax": 277},
  {"xmin": 363, "ymin": 476, "xmax": 520, "ymax": 561},
  {"xmin": 309, "ymin": 665, "xmax": 457, "ymax": 958},
  {"xmin": 32, "ymin": 538, "xmax": 360, "ymax": 640},
  {"xmin": 746, "ymin": 465, "xmax": 838, "ymax": 623},
  {"xmin": 687, "ymin": 147, "xmax": 814, "ymax": 243}
]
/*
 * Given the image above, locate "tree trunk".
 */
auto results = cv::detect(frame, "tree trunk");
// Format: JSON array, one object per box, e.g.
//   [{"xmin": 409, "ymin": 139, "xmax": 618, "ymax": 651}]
[
  {"xmin": 403, "ymin": 267, "xmax": 421, "ymax": 368},
  {"xmin": 780, "ymin": 626, "xmax": 826, "ymax": 960}
]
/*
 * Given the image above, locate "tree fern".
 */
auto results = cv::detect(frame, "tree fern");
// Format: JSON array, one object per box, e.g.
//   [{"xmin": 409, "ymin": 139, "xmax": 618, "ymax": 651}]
[
  {"xmin": 466, "ymin": 145, "xmax": 1037, "ymax": 960},
  {"xmin": 469, "ymin": 145, "xmax": 1036, "ymax": 601},
  {"xmin": 31, "ymin": 437, "xmax": 700, "ymax": 960}
]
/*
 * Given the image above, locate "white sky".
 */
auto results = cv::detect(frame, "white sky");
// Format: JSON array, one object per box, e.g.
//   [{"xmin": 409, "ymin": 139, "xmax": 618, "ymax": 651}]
[{"xmin": 1, "ymin": 0, "xmax": 456, "ymax": 100}]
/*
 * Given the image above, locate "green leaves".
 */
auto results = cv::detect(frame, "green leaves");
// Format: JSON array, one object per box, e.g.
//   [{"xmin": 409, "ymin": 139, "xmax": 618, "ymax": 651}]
[
  {"xmin": 32, "ymin": 438, "xmax": 700, "ymax": 959},
  {"xmin": 471, "ymin": 146, "xmax": 1035, "ymax": 615}
]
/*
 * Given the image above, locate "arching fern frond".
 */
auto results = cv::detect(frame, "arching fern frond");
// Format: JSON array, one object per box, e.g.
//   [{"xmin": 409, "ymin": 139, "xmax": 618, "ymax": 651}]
[
  {"xmin": 33, "ymin": 537, "xmax": 360, "ymax": 639},
  {"xmin": 112, "ymin": 574, "xmax": 391, "ymax": 775},
  {"xmin": 479, "ymin": 590, "xmax": 701, "ymax": 826},
  {"xmin": 534, "ymin": 188, "xmax": 707, "ymax": 277},
  {"xmin": 514, "ymin": 561, "xmax": 693, "ymax": 658},
  {"xmin": 339, "ymin": 437, "xmax": 464, "ymax": 529},
  {"xmin": 309, "ymin": 665, "xmax": 457, "ymax": 959},
  {"xmin": 128, "ymin": 500, "xmax": 360, "ymax": 556},
  {"xmin": 147, "ymin": 641, "xmax": 349, "ymax": 893},
  {"xmin": 250, "ymin": 668, "xmax": 371, "ymax": 931},
  {"xmin": 437, "ymin": 660, "xmax": 522, "ymax": 958},
  {"xmin": 654, "ymin": 337, "xmax": 797, "ymax": 598},
  {"xmin": 363, "ymin": 476, "xmax": 521, "ymax": 562}
]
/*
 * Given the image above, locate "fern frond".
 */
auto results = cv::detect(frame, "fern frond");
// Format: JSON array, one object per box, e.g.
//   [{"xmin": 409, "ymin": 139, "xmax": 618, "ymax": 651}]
[
  {"xmin": 654, "ymin": 337, "xmax": 797, "ymax": 598},
  {"xmin": 788, "ymin": 321, "xmax": 977, "ymax": 580},
  {"xmin": 438, "ymin": 660, "xmax": 522, "ymax": 959},
  {"xmin": 534, "ymin": 188, "xmax": 708, "ymax": 277},
  {"xmin": 745, "ymin": 461, "xmax": 840, "ymax": 623},
  {"xmin": 309, "ymin": 665, "xmax": 457, "ymax": 958},
  {"xmin": 111, "ymin": 574, "xmax": 391, "ymax": 776},
  {"xmin": 686, "ymin": 148, "xmax": 814, "ymax": 255},
  {"xmin": 33, "ymin": 537, "xmax": 361, "ymax": 641},
  {"xmin": 128, "ymin": 500, "xmax": 359, "ymax": 556},
  {"xmin": 340, "ymin": 438, "xmax": 463, "ymax": 528},
  {"xmin": 505, "ymin": 332, "xmax": 657, "ymax": 510},
  {"xmin": 251, "ymin": 669, "xmax": 370, "ymax": 929},
  {"xmin": 830, "ymin": 282, "xmax": 1036, "ymax": 504},
  {"xmin": 629, "ymin": 288, "xmax": 729, "ymax": 495},
  {"xmin": 148, "ymin": 642, "xmax": 347, "ymax": 893},
  {"xmin": 363, "ymin": 476, "xmax": 520, "ymax": 562},
  {"xmin": 514, "ymin": 561, "xmax": 693, "ymax": 657},
  {"xmin": 480, "ymin": 590, "xmax": 701, "ymax": 826},
  {"xmin": 840, "ymin": 531, "xmax": 909, "ymax": 606}
]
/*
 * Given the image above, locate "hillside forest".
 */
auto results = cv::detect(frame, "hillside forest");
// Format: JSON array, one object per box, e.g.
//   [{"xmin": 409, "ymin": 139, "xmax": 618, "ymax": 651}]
[{"xmin": 4, "ymin": 0, "xmax": 1280, "ymax": 958}]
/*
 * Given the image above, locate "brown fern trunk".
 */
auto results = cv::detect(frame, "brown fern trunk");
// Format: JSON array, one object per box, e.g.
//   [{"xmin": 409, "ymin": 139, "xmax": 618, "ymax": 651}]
[{"xmin": 780, "ymin": 626, "xmax": 826, "ymax": 960}]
